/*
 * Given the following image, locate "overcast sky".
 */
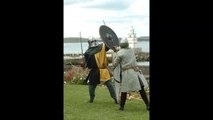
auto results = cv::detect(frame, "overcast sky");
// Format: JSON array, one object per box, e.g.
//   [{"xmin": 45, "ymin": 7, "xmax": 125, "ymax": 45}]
[{"xmin": 64, "ymin": 0, "xmax": 149, "ymax": 38}]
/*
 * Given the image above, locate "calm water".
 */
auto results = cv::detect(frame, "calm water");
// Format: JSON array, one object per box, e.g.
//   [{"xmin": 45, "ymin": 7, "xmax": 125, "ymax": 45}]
[{"xmin": 64, "ymin": 41, "xmax": 149, "ymax": 54}]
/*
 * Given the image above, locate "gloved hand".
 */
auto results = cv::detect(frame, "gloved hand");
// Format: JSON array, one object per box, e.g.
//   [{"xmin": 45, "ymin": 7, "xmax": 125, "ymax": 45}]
[{"xmin": 112, "ymin": 46, "xmax": 120, "ymax": 52}]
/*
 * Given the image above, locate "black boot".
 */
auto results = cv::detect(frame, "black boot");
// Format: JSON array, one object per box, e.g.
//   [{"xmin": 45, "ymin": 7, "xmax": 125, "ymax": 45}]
[
  {"xmin": 119, "ymin": 92, "xmax": 127, "ymax": 111},
  {"xmin": 89, "ymin": 98, "xmax": 94, "ymax": 103},
  {"xmin": 119, "ymin": 107, "xmax": 124, "ymax": 111},
  {"xmin": 114, "ymin": 98, "xmax": 118, "ymax": 104},
  {"xmin": 139, "ymin": 89, "xmax": 150, "ymax": 111},
  {"xmin": 146, "ymin": 104, "xmax": 150, "ymax": 111},
  {"xmin": 89, "ymin": 85, "xmax": 96, "ymax": 103}
]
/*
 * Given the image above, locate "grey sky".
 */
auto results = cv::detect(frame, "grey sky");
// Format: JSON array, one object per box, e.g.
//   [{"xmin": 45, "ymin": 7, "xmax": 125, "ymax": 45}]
[{"xmin": 64, "ymin": 0, "xmax": 149, "ymax": 38}]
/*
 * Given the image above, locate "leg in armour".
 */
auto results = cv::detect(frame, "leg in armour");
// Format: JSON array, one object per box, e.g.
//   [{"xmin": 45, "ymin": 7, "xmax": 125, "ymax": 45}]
[
  {"xmin": 139, "ymin": 87, "xmax": 150, "ymax": 111},
  {"xmin": 88, "ymin": 84, "xmax": 97, "ymax": 103},
  {"xmin": 119, "ymin": 92, "xmax": 127, "ymax": 111},
  {"xmin": 105, "ymin": 79, "xmax": 118, "ymax": 104}
]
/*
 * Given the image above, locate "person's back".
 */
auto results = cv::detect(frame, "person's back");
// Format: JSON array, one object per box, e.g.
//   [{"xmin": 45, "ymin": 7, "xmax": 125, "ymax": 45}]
[
  {"xmin": 112, "ymin": 38, "xmax": 150, "ymax": 111},
  {"xmin": 83, "ymin": 36, "xmax": 117, "ymax": 104},
  {"xmin": 116, "ymin": 48, "xmax": 137, "ymax": 69},
  {"xmin": 84, "ymin": 44, "xmax": 102, "ymax": 69}
]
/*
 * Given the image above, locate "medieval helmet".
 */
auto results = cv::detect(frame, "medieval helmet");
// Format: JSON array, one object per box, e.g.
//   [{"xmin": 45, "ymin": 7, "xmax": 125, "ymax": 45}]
[
  {"xmin": 120, "ymin": 38, "xmax": 129, "ymax": 48},
  {"xmin": 88, "ymin": 36, "xmax": 99, "ymax": 47}
]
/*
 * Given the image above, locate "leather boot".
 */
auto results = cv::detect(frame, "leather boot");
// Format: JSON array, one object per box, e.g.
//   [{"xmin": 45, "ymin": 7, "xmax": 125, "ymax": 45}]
[
  {"xmin": 119, "ymin": 92, "xmax": 127, "ymax": 111},
  {"xmin": 146, "ymin": 104, "xmax": 150, "ymax": 111},
  {"xmin": 114, "ymin": 98, "xmax": 118, "ymax": 104},
  {"xmin": 139, "ymin": 89, "xmax": 150, "ymax": 111},
  {"xmin": 89, "ymin": 85, "xmax": 96, "ymax": 103},
  {"xmin": 119, "ymin": 107, "xmax": 124, "ymax": 111}
]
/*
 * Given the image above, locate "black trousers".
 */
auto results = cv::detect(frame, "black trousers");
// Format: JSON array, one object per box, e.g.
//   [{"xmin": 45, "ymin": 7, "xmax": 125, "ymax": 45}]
[
  {"xmin": 120, "ymin": 86, "xmax": 149, "ymax": 108},
  {"xmin": 89, "ymin": 79, "xmax": 116, "ymax": 102}
]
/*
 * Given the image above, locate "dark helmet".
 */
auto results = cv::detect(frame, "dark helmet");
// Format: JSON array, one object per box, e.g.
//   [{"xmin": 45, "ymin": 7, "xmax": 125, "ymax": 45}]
[
  {"xmin": 87, "ymin": 36, "xmax": 99, "ymax": 47},
  {"xmin": 120, "ymin": 38, "xmax": 129, "ymax": 48}
]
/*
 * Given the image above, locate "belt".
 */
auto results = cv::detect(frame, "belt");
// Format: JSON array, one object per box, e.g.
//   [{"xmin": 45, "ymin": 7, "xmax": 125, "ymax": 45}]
[{"xmin": 122, "ymin": 66, "xmax": 139, "ymax": 72}]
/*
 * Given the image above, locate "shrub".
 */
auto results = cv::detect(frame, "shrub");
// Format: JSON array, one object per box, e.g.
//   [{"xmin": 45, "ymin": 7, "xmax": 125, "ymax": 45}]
[
  {"xmin": 64, "ymin": 66, "xmax": 89, "ymax": 85},
  {"xmin": 64, "ymin": 69, "xmax": 75, "ymax": 81}
]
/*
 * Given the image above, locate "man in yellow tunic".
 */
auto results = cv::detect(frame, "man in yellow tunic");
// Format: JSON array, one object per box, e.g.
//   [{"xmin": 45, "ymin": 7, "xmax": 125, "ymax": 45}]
[{"xmin": 84, "ymin": 37, "xmax": 118, "ymax": 104}]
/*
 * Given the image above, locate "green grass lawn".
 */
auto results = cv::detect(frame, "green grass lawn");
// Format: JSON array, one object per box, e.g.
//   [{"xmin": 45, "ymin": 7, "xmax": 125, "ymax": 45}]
[{"xmin": 64, "ymin": 84, "xmax": 149, "ymax": 120}]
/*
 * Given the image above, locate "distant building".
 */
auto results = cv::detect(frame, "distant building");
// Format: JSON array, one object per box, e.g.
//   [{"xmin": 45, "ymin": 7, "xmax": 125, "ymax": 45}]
[{"xmin": 127, "ymin": 26, "xmax": 138, "ymax": 48}]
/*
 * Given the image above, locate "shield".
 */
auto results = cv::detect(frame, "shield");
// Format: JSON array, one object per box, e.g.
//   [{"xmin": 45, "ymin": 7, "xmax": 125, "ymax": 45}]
[{"xmin": 99, "ymin": 25, "xmax": 119, "ymax": 49}]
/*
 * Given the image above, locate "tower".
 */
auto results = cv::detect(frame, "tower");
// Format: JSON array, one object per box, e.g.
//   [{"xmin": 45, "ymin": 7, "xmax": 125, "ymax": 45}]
[{"xmin": 127, "ymin": 26, "xmax": 138, "ymax": 48}]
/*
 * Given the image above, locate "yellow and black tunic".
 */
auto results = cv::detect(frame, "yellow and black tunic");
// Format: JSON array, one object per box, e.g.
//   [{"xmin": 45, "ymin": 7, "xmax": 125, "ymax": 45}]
[{"xmin": 84, "ymin": 43, "xmax": 111, "ymax": 85}]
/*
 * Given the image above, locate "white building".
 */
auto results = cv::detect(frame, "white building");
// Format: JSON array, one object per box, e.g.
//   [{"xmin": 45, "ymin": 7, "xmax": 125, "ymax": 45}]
[{"xmin": 127, "ymin": 26, "xmax": 138, "ymax": 48}]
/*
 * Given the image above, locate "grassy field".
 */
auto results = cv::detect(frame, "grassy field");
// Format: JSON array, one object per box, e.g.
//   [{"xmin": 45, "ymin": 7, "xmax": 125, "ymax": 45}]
[{"xmin": 64, "ymin": 84, "xmax": 149, "ymax": 120}]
